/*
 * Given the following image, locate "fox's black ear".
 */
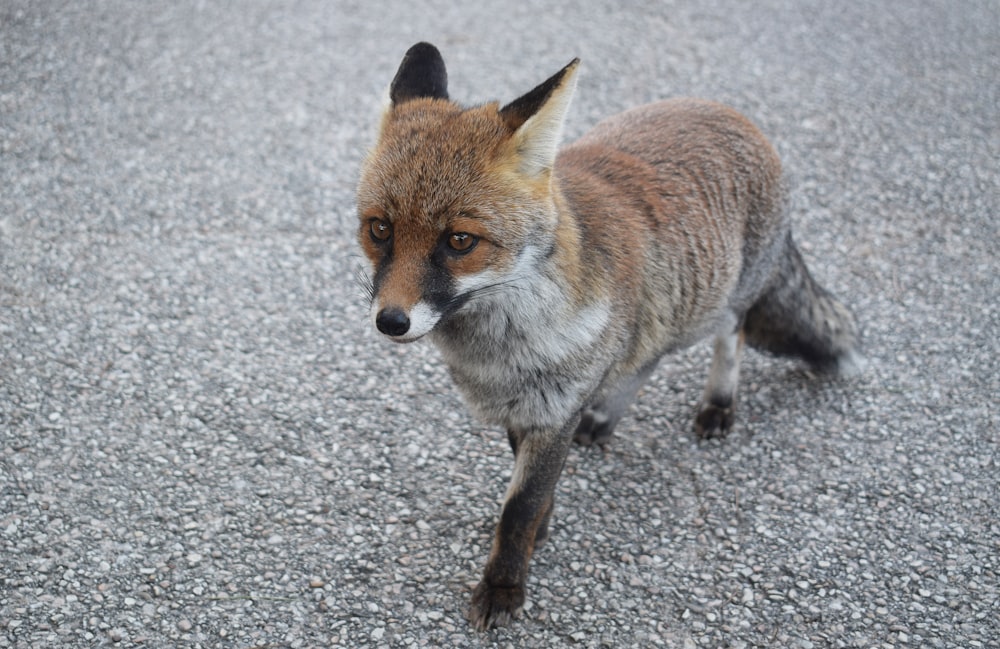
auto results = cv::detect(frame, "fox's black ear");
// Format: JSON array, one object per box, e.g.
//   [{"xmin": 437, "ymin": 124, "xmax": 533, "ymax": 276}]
[
  {"xmin": 498, "ymin": 59, "xmax": 580, "ymax": 177},
  {"xmin": 499, "ymin": 58, "xmax": 580, "ymax": 131},
  {"xmin": 389, "ymin": 42, "xmax": 449, "ymax": 104}
]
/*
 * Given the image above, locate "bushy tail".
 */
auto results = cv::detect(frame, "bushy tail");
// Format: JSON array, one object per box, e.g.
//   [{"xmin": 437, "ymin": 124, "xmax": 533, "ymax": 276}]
[{"xmin": 743, "ymin": 233, "xmax": 865, "ymax": 376}]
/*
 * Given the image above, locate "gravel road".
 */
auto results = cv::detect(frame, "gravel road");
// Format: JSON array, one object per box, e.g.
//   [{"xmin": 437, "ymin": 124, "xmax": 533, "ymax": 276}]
[{"xmin": 2, "ymin": 1, "xmax": 997, "ymax": 647}]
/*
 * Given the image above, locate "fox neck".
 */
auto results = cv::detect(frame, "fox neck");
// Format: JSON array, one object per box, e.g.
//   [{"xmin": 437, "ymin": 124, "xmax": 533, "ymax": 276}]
[
  {"xmin": 429, "ymin": 188, "xmax": 610, "ymax": 396},
  {"xmin": 442, "ymin": 181, "xmax": 594, "ymax": 336},
  {"xmin": 547, "ymin": 185, "xmax": 590, "ymax": 305},
  {"xmin": 429, "ymin": 248, "xmax": 611, "ymax": 430}
]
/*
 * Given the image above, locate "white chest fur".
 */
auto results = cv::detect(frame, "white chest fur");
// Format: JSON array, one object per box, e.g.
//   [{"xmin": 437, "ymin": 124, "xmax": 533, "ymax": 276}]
[{"xmin": 432, "ymin": 258, "xmax": 611, "ymax": 431}]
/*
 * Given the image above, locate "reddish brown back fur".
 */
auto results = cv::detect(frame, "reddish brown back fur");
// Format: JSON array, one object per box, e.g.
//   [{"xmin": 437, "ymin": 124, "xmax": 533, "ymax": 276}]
[{"xmin": 551, "ymin": 99, "xmax": 787, "ymax": 374}]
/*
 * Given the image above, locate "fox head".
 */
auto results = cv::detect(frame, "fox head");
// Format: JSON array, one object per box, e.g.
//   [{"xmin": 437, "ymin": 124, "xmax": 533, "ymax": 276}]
[{"xmin": 357, "ymin": 42, "xmax": 579, "ymax": 341}]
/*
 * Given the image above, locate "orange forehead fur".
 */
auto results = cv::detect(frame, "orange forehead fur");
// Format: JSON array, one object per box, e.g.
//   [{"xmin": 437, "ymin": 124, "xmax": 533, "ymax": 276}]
[
  {"xmin": 358, "ymin": 99, "xmax": 553, "ymax": 243},
  {"xmin": 357, "ymin": 96, "xmax": 569, "ymax": 295}
]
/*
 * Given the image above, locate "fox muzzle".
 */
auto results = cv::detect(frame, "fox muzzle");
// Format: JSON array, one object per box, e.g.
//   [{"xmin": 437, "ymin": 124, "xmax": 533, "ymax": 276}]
[
  {"xmin": 371, "ymin": 301, "xmax": 442, "ymax": 342},
  {"xmin": 375, "ymin": 307, "xmax": 411, "ymax": 337}
]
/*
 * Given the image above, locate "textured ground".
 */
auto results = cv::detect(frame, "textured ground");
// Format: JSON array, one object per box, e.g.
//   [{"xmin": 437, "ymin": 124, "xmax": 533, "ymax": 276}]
[{"xmin": 1, "ymin": 0, "xmax": 997, "ymax": 647}]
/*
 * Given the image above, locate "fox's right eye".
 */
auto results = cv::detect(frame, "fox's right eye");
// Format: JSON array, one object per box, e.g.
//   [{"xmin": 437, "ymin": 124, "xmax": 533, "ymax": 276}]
[{"xmin": 370, "ymin": 218, "xmax": 393, "ymax": 242}]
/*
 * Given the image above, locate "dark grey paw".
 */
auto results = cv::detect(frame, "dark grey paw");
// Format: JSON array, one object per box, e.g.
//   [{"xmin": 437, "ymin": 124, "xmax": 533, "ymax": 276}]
[
  {"xmin": 694, "ymin": 400, "xmax": 735, "ymax": 439},
  {"xmin": 468, "ymin": 580, "xmax": 525, "ymax": 631},
  {"xmin": 573, "ymin": 410, "xmax": 616, "ymax": 447}
]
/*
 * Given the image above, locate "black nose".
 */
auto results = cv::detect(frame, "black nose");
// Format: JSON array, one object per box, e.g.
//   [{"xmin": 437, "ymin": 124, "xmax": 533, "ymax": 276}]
[{"xmin": 376, "ymin": 307, "xmax": 410, "ymax": 337}]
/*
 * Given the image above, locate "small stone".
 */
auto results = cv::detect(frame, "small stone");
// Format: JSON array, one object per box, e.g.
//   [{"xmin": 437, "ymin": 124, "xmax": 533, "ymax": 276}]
[
  {"xmin": 309, "ymin": 578, "xmax": 324, "ymax": 588},
  {"xmin": 177, "ymin": 619, "xmax": 192, "ymax": 632}
]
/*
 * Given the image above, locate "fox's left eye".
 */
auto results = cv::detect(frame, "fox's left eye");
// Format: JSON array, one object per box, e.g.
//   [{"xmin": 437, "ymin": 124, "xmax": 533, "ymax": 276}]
[
  {"xmin": 370, "ymin": 218, "xmax": 393, "ymax": 242},
  {"xmin": 448, "ymin": 232, "xmax": 479, "ymax": 253}
]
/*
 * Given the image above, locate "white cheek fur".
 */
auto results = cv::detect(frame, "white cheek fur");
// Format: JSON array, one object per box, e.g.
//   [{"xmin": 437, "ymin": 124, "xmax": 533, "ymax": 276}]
[{"xmin": 454, "ymin": 242, "xmax": 543, "ymax": 297}]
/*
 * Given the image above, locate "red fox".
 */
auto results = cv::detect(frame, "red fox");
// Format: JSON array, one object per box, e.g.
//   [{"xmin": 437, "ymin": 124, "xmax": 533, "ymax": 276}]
[{"xmin": 357, "ymin": 42, "xmax": 864, "ymax": 630}]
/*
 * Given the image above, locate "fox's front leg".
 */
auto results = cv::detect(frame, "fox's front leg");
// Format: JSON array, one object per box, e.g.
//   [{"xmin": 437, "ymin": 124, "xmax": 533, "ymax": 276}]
[{"xmin": 469, "ymin": 425, "xmax": 573, "ymax": 630}]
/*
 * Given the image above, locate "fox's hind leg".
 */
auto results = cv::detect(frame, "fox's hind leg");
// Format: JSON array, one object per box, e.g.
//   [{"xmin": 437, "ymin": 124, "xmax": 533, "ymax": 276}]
[
  {"xmin": 574, "ymin": 361, "xmax": 658, "ymax": 447},
  {"xmin": 743, "ymin": 233, "xmax": 866, "ymax": 376},
  {"xmin": 695, "ymin": 312, "xmax": 745, "ymax": 439}
]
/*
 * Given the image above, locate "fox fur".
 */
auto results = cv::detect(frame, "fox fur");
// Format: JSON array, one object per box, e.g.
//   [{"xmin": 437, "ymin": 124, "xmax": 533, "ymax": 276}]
[{"xmin": 357, "ymin": 42, "xmax": 864, "ymax": 630}]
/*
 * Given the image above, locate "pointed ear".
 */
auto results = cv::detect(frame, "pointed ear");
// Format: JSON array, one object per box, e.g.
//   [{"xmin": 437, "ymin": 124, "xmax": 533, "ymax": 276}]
[
  {"xmin": 389, "ymin": 42, "xmax": 449, "ymax": 104},
  {"xmin": 499, "ymin": 58, "xmax": 580, "ymax": 177}
]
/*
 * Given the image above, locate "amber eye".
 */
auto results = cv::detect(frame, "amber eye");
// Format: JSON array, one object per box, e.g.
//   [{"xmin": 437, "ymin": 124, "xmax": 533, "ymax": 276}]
[
  {"xmin": 448, "ymin": 232, "xmax": 478, "ymax": 253},
  {"xmin": 369, "ymin": 218, "xmax": 392, "ymax": 242}
]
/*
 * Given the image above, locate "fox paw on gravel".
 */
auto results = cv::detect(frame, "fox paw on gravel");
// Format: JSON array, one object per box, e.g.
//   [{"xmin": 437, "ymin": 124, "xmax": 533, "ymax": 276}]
[
  {"xmin": 695, "ymin": 401, "xmax": 735, "ymax": 439},
  {"xmin": 468, "ymin": 580, "xmax": 525, "ymax": 631}
]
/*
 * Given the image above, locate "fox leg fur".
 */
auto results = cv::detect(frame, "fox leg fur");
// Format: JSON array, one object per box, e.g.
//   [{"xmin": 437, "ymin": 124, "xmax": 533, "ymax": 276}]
[
  {"xmin": 470, "ymin": 425, "xmax": 573, "ymax": 630},
  {"xmin": 574, "ymin": 361, "xmax": 659, "ymax": 447},
  {"xmin": 696, "ymin": 313, "xmax": 746, "ymax": 438}
]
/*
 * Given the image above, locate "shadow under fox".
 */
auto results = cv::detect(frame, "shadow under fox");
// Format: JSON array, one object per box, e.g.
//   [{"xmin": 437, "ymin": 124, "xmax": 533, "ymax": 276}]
[{"xmin": 357, "ymin": 42, "xmax": 864, "ymax": 630}]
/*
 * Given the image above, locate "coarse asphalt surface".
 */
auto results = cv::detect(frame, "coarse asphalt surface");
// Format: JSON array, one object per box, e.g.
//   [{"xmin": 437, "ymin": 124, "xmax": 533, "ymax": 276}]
[{"xmin": 2, "ymin": 1, "xmax": 998, "ymax": 647}]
